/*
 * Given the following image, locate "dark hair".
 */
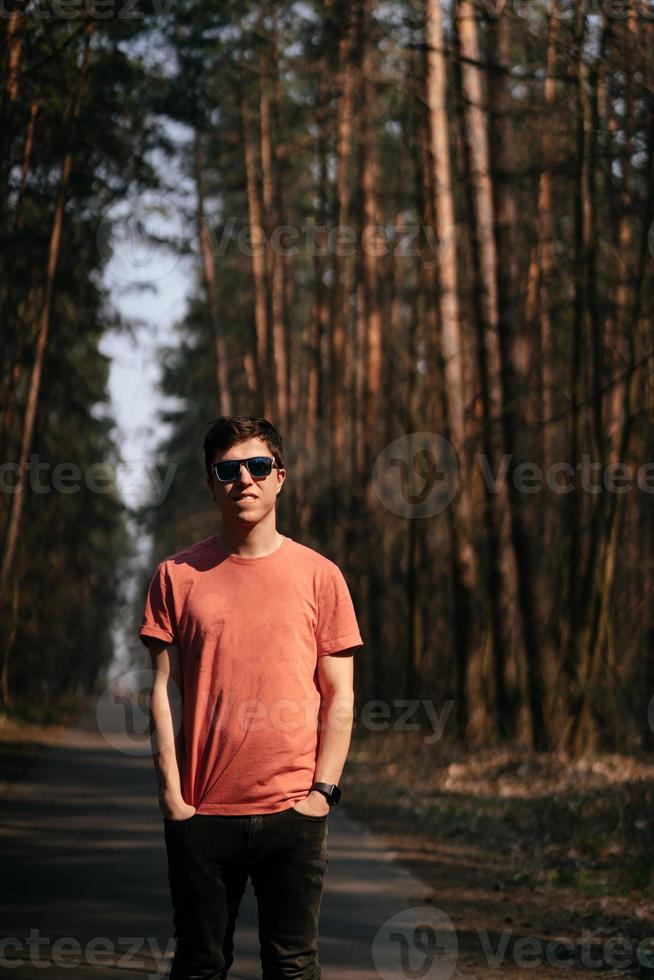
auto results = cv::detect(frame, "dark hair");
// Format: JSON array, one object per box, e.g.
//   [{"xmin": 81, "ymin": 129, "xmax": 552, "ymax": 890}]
[{"xmin": 204, "ymin": 416, "xmax": 285, "ymax": 475}]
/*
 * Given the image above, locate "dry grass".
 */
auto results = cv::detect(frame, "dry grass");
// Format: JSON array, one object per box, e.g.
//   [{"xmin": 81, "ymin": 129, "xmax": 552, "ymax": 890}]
[{"xmin": 341, "ymin": 729, "xmax": 654, "ymax": 976}]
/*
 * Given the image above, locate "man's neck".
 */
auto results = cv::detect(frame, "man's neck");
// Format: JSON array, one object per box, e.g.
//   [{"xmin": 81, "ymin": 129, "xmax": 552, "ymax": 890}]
[{"xmin": 217, "ymin": 522, "xmax": 285, "ymax": 559}]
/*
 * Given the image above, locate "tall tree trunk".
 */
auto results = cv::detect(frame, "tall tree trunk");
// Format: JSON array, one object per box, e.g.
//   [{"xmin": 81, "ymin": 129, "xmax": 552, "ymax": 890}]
[
  {"xmin": 259, "ymin": 19, "xmax": 288, "ymax": 431},
  {"xmin": 329, "ymin": 1, "xmax": 356, "ymax": 510},
  {"xmin": 454, "ymin": 0, "xmax": 517, "ymax": 738},
  {"xmin": 607, "ymin": 10, "xmax": 636, "ymax": 450},
  {"xmin": 349, "ymin": 0, "xmax": 385, "ymax": 703},
  {"xmin": 564, "ymin": 16, "xmax": 613, "ymax": 750},
  {"xmin": 487, "ymin": 6, "xmax": 547, "ymax": 748},
  {"xmin": 194, "ymin": 130, "xmax": 232, "ymax": 416},
  {"xmin": 359, "ymin": 0, "xmax": 383, "ymax": 470},
  {"xmin": 643, "ymin": 104, "xmax": 654, "ymax": 747},
  {"xmin": 425, "ymin": 0, "xmax": 475, "ymax": 737},
  {"xmin": 561, "ymin": 10, "xmax": 588, "ymax": 736},
  {"xmin": 519, "ymin": 2, "xmax": 560, "ymax": 715},
  {"xmin": 426, "ymin": 0, "xmax": 465, "ymax": 449},
  {"xmin": 241, "ymin": 91, "xmax": 269, "ymax": 417},
  {"xmin": 303, "ymin": 1, "xmax": 333, "ymax": 536},
  {"xmin": 525, "ymin": 5, "xmax": 558, "ymax": 483},
  {"xmin": 407, "ymin": 72, "xmax": 444, "ymax": 710},
  {"xmin": 573, "ymin": 18, "xmax": 646, "ymax": 750}
]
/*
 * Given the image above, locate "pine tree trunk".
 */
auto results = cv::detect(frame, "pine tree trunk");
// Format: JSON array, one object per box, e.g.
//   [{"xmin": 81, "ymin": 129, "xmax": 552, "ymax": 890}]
[
  {"xmin": 525, "ymin": 5, "xmax": 558, "ymax": 482},
  {"xmin": 487, "ymin": 7, "xmax": 547, "ymax": 749},
  {"xmin": 607, "ymin": 11, "xmax": 636, "ymax": 449},
  {"xmin": 303, "ymin": 4, "xmax": 333, "ymax": 527},
  {"xmin": 573, "ymin": 15, "xmax": 644, "ymax": 750},
  {"xmin": 329, "ymin": 1, "xmax": 356, "ymax": 495},
  {"xmin": 425, "ymin": 0, "xmax": 476, "ymax": 737},
  {"xmin": 241, "ymin": 91, "xmax": 269, "ymax": 417},
  {"xmin": 454, "ymin": 0, "xmax": 517, "ymax": 738},
  {"xmin": 359, "ymin": 0, "xmax": 383, "ymax": 469},
  {"xmin": 194, "ymin": 130, "xmax": 232, "ymax": 416},
  {"xmin": 259, "ymin": 22, "xmax": 288, "ymax": 430}
]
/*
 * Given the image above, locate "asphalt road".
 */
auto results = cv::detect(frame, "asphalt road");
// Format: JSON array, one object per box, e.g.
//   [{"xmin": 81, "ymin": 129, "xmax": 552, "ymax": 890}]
[{"xmin": 0, "ymin": 694, "xmax": 443, "ymax": 980}]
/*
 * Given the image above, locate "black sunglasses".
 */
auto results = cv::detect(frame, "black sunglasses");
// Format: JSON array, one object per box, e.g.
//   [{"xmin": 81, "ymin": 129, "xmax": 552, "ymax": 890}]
[{"xmin": 211, "ymin": 456, "xmax": 279, "ymax": 483}]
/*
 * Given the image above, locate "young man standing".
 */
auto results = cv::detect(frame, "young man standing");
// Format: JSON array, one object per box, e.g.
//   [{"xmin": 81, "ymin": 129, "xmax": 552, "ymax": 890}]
[{"xmin": 139, "ymin": 416, "xmax": 364, "ymax": 980}]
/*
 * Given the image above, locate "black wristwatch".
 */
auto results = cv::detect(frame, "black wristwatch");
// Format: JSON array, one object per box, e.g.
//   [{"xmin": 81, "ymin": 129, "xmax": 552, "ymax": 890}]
[{"xmin": 311, "ymin": 782, "xmax": 342, "ymax": 807}]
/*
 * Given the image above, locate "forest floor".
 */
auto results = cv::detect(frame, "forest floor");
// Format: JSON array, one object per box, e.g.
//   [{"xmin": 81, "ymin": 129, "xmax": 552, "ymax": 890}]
[{"xmin": 342, "ymin": 729, "xmax": 654, "ymax": 977}]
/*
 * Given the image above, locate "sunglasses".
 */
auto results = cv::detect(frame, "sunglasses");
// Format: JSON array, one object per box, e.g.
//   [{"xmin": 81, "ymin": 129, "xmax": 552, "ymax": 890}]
[{"xmin": 211, "ymin": 456, "xmax": 279, "ymax": 483}]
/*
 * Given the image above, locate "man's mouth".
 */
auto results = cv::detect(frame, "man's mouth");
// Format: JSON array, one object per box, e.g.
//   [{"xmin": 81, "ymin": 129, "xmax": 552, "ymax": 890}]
[{"xmin": 235, "ymin": 493, "xmax": 257, "ymax": 501}]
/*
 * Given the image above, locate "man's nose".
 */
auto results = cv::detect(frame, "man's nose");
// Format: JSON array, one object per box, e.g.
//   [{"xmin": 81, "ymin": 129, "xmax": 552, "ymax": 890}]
[{"xmin": 237, "ymin": 463, "xmax": 254, "ymax": 485}]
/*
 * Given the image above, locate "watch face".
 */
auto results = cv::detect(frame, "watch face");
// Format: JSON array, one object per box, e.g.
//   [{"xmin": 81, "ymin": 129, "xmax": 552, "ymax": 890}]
[{"xmin": 331, "ymin": 785, "xmax": 342, "ymax": 805}]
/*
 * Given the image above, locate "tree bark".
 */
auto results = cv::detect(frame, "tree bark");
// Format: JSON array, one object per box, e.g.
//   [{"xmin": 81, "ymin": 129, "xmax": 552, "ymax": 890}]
[
  {"xmin": 259, "ymin": 19, "xmax": 288, "ymax": 430},
  {"xmin": 525, "ymin": 4, "xmax": 558, "ymax": 482},
  {"xmin": 572, "ymin": 16, "xmax": 646, "ymax": 750},
  {"xmin": 194, "ymin": 130, "xmax": 232, "ymax": 416},
  {"xmin": 454, "ymin": 0, "xmax": 517, "ymax": 739},
  {"xmin": 329, "ymin": 1, "xmax": 356, "ymax": 493},
  {"xmin": 241, "ymin": 90, "xmax": 269, "ymax": 417},
  {"xmin": 358, "ymin": 0, "xmax": 383, "ymax": 471},
  {"xmin": 487, "ymin": 6, "xmax": 547, "ymax": 749},
  {"xmin": 425, "ymin": 0, "xmax": 476, "ymax": 737}
]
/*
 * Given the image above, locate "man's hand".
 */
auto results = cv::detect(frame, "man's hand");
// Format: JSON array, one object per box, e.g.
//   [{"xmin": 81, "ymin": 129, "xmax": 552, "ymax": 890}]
[
  {"xmin": 160, "ymin": 794, "xmax": 197, "ymax": 821},
  {"xmin": 292, "ymin": 790, "xmax": 331, "ymax": 817}
]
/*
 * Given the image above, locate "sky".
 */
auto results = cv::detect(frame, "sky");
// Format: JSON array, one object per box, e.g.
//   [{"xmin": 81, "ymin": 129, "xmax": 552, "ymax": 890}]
[
  {"xmin": 98, "ymin": 127, "xmax": 197, "ymax": 508},
  {"xmin": 98, "ymin": 180, "xmax": 195, "ymax": 677}
]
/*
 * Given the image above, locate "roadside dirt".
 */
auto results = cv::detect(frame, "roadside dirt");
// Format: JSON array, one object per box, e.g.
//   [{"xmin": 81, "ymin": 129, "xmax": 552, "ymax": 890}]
[
  {"xmin": 341, "ymin": 730, "xmax": 654, "ymax": 977},
  {"xmin": 0, "ymin": 703, "xmax": 82, "ymax": 799}
]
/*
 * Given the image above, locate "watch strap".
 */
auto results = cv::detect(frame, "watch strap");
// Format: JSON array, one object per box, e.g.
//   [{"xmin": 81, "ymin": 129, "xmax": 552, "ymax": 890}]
[{"xmin": 311, "ymin": 781, "xmax": 341, "ymax": 806}]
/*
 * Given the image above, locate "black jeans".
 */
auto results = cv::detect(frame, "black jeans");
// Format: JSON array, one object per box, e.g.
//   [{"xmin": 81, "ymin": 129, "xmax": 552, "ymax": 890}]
[{"xmin": 163, "ymin": 805, "xmax": 329, "ymax": 980}]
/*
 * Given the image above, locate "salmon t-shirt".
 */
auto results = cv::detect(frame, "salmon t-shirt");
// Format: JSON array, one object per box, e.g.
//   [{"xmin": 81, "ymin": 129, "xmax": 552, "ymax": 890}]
[{"xmin": 138, "ymin": 534, "xmax": 364, "ymax": 815}]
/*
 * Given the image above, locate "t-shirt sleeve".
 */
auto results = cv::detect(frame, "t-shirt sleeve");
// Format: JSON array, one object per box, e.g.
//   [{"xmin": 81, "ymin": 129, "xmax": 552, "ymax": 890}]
[
  {"xmin": 315, "ymin": 563, "xmax": 364, "ymax": 656},
  {"xmin": 138, "ymin": 561, "xmax": 177, "ymax": 647}
]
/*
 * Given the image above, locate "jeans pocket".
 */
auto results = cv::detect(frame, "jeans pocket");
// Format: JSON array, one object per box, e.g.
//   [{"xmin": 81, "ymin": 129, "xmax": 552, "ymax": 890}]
[
  {"xmin": 163, "ymin": 814, "xmax": 197, "ymax": 825},
  {"xmin": 289, "ymin": 805, "xmax": 329, "ymax": 821}
]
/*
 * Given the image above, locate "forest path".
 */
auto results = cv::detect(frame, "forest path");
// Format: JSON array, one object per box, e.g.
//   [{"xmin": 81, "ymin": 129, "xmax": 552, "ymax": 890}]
[{"xmin": 0, "ymin": 693, "xmax": 550, "ymax": 979}]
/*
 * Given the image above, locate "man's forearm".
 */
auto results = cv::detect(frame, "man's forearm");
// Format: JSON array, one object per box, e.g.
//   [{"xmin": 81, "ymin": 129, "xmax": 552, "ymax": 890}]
[
  {"xmin": 313, "ymin": 692, "xmax": 354, "ymax": 785},
  {"xmin": 150, "ymin": 678, "xmax": 185, "ymax": 804}
]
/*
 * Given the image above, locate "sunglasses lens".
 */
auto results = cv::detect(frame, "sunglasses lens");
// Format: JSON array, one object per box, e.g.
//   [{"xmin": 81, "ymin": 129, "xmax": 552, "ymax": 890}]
[
  {"xmin": 215, "ymin": 461, "xmax": 240, "ymax": 481},
  {"xmin": 248, "ymin": 457, "xmax": 273, "ymax": 477}
]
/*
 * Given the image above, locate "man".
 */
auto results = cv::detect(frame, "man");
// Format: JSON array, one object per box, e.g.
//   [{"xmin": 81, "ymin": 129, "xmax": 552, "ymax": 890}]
[{"xmin": 139, "ymin": 415, "xmax": 364, "ymax": 980}]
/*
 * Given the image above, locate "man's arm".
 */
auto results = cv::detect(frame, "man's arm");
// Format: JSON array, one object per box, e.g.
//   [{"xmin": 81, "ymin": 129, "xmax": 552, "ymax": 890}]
[
  {"xmin": 146, "ymin": 638, "xmax": 196, "ymax": 820},
  {"xmin": 296, "ymin": 649, "xmax": 355, "ymax": 816}
]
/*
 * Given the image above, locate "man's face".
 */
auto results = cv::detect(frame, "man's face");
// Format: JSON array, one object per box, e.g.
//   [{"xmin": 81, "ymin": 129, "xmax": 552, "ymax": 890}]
[{"xmin": 207, "ymin": 436, "xmax": 285, "ymax": 524}]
